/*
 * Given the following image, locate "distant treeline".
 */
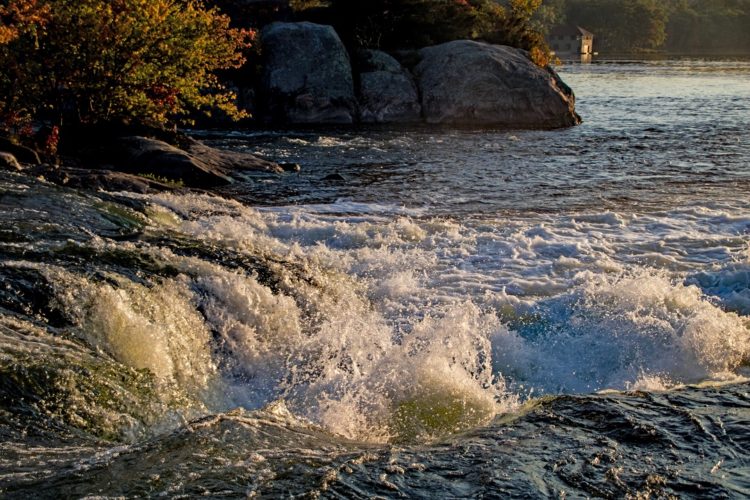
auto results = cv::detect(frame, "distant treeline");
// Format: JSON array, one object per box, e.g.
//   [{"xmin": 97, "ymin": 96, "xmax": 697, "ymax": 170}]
[{"xmin": 538, "ymin": 0, "xmax": 750, "ymax": 54}]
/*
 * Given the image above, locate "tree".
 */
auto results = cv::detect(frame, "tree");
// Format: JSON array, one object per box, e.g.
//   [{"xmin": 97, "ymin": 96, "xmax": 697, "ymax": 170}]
[
  {"xmin": 666, "ymin": 0, "xmax": 750, "ymax": 53},
  {"xmin": 532, "ymin": 0, "xmax": 567, "ymax": 33},
  {"xmin": 0, "ymin": 0, "xmax": 50, "ymax": 134},
  {"xmin": 563, "ymin": 0, "xmax": 669, "ymax": 53},
  {"xmin": 307, "ymin": 0, "xmax": 552, "ymax": 65},
  {"xmin": 0, "ymin": 0, "xmax": 252, "ymax": 133},
  {"xmin": 0, "ymin": 0, "xmax": 49, "ymax": 44}
]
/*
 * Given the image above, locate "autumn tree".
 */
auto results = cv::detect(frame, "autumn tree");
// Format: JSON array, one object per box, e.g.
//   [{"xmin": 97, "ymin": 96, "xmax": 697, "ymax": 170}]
[
  {"xmin": 0, "ymin": 0, "xmax": 252, "ymax": 134},
  {"xmin": 0, "ymin": 0, "xmax": 49, "ymax": 44}
]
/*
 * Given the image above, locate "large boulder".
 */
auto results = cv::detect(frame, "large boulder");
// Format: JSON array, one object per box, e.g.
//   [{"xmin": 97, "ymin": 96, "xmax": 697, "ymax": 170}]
[
  {"xmin": 356, "ymin": 50, "xmax": 421, "ymax": 123},
  {"xmin": 260, "ymin": 22, "xmax": 356, "ymax": 124},
  {"xmin": 414, "ymin": 40, "xmax": 580, "ymax": 128}
]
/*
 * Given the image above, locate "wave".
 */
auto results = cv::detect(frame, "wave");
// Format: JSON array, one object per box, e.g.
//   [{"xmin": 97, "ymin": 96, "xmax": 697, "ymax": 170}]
[{"xmin": 1, "ymin": 177, "xmax": 749, "ymax": 444}]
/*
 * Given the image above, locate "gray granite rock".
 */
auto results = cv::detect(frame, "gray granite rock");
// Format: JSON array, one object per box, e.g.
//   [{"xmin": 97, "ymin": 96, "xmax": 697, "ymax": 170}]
[
  {"xmin": 261, "ymin": 22, "xmax": 356, "ymax": 124},
  {"xmin": 357, "ymin": 50, "xmax": 421, "ymax": 123},
  {"xmin": 414, "ymin": 40, "xmax": 580, "ymax": 128}
]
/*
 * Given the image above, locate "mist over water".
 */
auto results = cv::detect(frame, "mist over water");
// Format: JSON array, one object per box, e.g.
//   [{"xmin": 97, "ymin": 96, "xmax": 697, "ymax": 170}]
[{"xmin": 2, "ymin": 58, "xmax": 750, "ymax": 497}]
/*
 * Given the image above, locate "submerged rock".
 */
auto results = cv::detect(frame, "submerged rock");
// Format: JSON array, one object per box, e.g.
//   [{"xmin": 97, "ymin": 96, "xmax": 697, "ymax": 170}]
[
  {"xmin": 260, "ymin": 22, "xmax": 356, "ymax": 124},
  {"xmin": 356, "ymin": 50, "xmax": 421, "ymax": 123},
  {"xmin": 414, "ymin": 40, "xmax": 580, "ymax": 128},
  {"xmin": 322, "ymin": 173, "xmax": 345, "ymax": 182}
]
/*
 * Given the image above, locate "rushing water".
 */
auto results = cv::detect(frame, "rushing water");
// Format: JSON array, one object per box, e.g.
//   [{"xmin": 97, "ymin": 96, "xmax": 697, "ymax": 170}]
[{"xmin": 1, "ymin": 59, "xmax": 750, "ymax": 498}]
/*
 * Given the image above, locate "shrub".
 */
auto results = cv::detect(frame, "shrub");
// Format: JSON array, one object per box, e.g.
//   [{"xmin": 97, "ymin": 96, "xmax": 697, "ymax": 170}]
[{"xmin": 0, "ymin": 0, "xmax": 253, "ymax": 133}]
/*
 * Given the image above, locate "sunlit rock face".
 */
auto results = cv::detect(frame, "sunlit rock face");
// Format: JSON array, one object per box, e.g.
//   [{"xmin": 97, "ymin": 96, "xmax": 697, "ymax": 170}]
[
  {"xmin": 355, "ymin": 50, "xmax": 422, "ymax": 124},
  {"xmin": 260, "ymin": 22, "xmax": 357, "ymax": 124},
  {"xmin": 414, "ymin": 40, "xmax": 581, "ymax": 128},
  {"xmin": 106, "ymin": 137, "xmax": 280, "ymax": 188},
  {"xmin": 0, "ymin": 152, "xmax": 21, "ymax": 172}
]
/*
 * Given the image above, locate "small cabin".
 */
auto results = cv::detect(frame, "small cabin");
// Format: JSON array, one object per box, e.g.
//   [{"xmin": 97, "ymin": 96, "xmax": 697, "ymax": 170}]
[{"xmin": 547, "ymin": 25, "xmax": 595, "ymax": 57}]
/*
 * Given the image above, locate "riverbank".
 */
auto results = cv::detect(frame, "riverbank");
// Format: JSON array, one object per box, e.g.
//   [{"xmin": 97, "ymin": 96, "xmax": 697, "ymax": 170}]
[{"xmin": 1, "ymin": 26, "xmax": 582, "ymax": 195}]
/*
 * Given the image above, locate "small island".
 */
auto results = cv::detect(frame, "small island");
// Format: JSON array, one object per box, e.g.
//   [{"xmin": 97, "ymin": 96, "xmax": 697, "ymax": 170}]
[{"xmin": 0, "ymin": 0, "xmax": 580, "ymax": 191}]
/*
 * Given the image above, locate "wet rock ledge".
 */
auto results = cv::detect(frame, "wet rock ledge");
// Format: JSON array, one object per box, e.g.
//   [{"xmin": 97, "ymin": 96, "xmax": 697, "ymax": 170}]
[{"xmin": 0, "ymin": 134, "xmax": 282, "ymax": 194}]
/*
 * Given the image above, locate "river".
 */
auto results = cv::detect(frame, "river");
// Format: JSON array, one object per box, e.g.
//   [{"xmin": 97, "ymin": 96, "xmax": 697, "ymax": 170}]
[{"xmin": 1, "ymin": 58, "xmax": 749, "ymax": 497}]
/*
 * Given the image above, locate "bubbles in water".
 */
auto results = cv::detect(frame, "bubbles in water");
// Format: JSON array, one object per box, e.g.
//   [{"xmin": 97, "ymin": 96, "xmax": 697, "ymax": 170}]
[
  {"xmin": 493, "ymin": 272, "xmax": 750, "ymax": 395},
  {"xmin": 12, "ymin": 189, "xmax": 749, "ymax": 443}
]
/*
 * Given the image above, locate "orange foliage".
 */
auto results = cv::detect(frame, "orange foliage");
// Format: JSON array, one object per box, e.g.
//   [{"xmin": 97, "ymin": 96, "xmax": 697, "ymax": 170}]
[{"xmin": 0, "ymin": 0, "xmax": 49, "ymax": 44}]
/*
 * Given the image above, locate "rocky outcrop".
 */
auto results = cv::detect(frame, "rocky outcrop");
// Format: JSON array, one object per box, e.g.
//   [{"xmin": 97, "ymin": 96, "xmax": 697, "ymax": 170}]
[
  {"xmin": 0, "ymin": 152, "xmax": 22, "ymax": 172},
  {"xmin": 247, "ymin": 23, "xmax": 581, "ymax": 128},
  {"xmin": 26, "ymin": 165, "xmax": 178, "ymax": 194},
  {"xmin": 106, "ymin": 136, "xmax": 281, "ymax": 188},
  {"xmin": 111, "ymin": 137, "xmax": 234, "ymax": 187},
  {"xmin": 182, "ymin": 138, "xmax": 282, "ymax": 174},
  {"xmin": 260, "ymin": 22, "xmax": 356, "ymax": 124},
  {"xmin": 414, "ymin": 40, "xmax": 580, "ymax": 128},
  {"xmin": 356, "ymin": 50, "xmax": 421, "ymax": 123},
  {"xmin": 12, "ymin": 137, "xmax": 282, "ymax": 193}
]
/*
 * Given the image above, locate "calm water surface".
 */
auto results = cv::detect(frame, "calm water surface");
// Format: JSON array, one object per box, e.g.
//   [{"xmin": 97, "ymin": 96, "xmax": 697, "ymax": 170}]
[
  {"xmin": 212, "ymin": 59, "xmax": 750, "ymax": 215},
  {"xmin": 1, "ymin": 59, "xmax": 750, "ymax": 498}
]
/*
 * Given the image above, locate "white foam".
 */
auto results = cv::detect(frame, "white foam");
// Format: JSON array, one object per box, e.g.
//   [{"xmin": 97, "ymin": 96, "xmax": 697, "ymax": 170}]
[
  {"xmin": 42, "ymin": 192, "xmax": 750, "ymax": 441},
  {"xmin": 49, "ymin": 268, "xmax": 224, "ymax": 410},
  {"xmin": 492, "ymin": 273, "xmax": 750, "ymax": 394}
]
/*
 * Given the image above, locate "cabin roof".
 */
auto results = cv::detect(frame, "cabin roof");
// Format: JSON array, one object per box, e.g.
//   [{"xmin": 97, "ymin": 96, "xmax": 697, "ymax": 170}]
[{"xmin": 548, "ymin": 25, "xmax": 594, "ymax": 38}]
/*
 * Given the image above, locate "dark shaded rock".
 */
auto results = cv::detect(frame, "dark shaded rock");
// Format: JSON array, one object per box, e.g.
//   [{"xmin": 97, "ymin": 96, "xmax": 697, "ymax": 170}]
[
  {"xmin": 0, "ymin": 137, "xmax": 41, "ymax": 164},
  {"xmin": 59, "ymin": 122, "xmax": 281, "ymax": 178},
  {"xmin": 94, "ymin": 136, "xmax": 280, "ymax": 189},
  {"xmin": 182, "ymin": 138, "xmax": 282, "ymax": 174},
  {"xmin": 23, "ymin": 164, "xmax": 177, "ymax": 193},
  {"xmin": 414, "ymin": 40, "xmax": 580, "ymax": 128},
  {"xmin": 322, "ymin": 173, "xmax": 345, "ymax": 181},
  {"xmin": 260, "ymin": 22, "xmax": 356, "ymax": 124},
  {"xmin": 0, "ymin": 152, "xmax": 21, "ymax": 172},
  {"xmin": 111, "ymin": 136, "xmax": 234, "ymax": 187},
  {"xmin": 61, "ymin": 169, "xmax": 176, "ymax": 194},
  {"xmin": 356, "ymin": 50, "xmax": 421, "ymax": 123}
]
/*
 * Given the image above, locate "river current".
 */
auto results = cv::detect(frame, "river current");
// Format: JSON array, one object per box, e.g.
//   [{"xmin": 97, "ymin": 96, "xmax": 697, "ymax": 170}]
[{"xmin": 1, "ymin": 59, "xmax": 750, "ymax": 497}]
